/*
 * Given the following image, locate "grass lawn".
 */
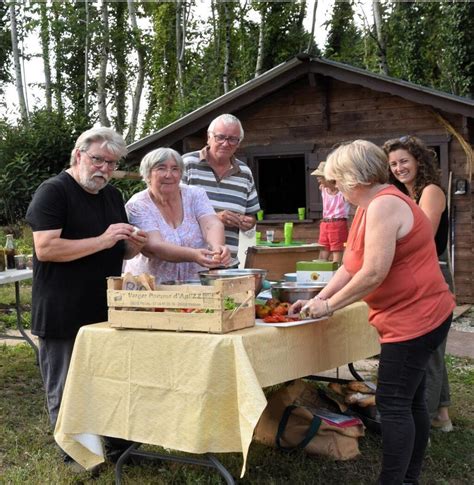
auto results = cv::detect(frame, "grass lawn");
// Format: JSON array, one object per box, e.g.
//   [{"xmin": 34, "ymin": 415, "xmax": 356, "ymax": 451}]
[{"xmin": 1, "ymin": 343, "xmax": 473, "ymax": 485}]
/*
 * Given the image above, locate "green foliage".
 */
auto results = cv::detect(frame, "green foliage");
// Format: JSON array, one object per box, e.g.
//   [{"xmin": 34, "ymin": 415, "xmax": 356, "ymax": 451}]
[
  {"xmin": 324, "ymin": 0, "xmax": 364, "ymax": 67},
  {"xmin": 436, "ymin": 1, "xmax": 474, "ymax": 98},
  {"xmin": 0, "ymin": 2, "xmax": 12, "ymax": 89},
  {"xmin": 0, "ymin": 109, "xmax": 75, "ymax": 224},
  {"xmin": 110, "ymin": 177, "xmax": 145, "ymax": 204},
  {"xmin": 379, "ymin": 1, "xmax": 473, "ymax": 97}
]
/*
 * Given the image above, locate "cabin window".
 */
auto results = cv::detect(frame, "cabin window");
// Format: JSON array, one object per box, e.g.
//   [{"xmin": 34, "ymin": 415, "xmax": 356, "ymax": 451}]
[
  {"xmin": 242, "ymin": 144, "xmax": 324, "ymax": 221},
  {"xmin": 255, "ymin": 155, "xmax": 306, "ymax": 218}
]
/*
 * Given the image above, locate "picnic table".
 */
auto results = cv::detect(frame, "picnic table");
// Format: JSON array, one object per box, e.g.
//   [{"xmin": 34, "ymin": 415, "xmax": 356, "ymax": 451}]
[
  {"xmin": 54, "ymin": 301, "xmax": 379, "ymax": 483},
  {"xmin": 0, "ymin": 268, "xmax": 38, "ymax": 360}
]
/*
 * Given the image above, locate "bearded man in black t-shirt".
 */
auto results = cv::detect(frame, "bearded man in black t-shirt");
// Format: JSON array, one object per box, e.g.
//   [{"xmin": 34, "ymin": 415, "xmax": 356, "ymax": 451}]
[{"xmin": 26, "ymin": 127, "xmax": 147, "ymax": 468}]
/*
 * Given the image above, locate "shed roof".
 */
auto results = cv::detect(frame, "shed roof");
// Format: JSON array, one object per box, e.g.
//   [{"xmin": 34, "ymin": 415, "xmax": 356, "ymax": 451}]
[{"xmin": 128, "ymin": 54, "xmax": 474, "ymax": 160}]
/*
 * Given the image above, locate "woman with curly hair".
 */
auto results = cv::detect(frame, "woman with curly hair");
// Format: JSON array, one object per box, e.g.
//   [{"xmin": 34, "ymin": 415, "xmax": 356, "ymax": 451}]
[{"xmin": 384, "ymin": 135, "xmax": 453, "ymax": 433}]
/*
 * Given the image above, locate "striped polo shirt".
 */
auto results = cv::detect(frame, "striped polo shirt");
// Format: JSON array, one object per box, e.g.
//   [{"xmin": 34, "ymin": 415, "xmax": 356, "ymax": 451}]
[{"xmin": 182, "ymin": 147, "xmax": 260, "ymax": 256}]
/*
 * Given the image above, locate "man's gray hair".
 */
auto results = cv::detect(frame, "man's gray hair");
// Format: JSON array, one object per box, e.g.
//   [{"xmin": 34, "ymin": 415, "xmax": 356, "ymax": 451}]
[
  {"xmin": 208, "ymin": 114, "xmax": 244, "ymax": 141},
  {"xmin": 140, "ymin": 147, "xmax": 184, "ymax": 185},
  {"xmin": 70, "ymin": 127, "xmax": 127, "ymax": 166}
]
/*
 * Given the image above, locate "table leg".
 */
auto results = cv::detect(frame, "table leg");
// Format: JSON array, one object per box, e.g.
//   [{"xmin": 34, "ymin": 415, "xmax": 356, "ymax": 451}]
[
  {"xmin": 14, "ymin": 281, "xmax": 39, "ymax": 361},
  {"xmin": 114, "ymin": 442, "xmax": 235, "ymax": 485}
]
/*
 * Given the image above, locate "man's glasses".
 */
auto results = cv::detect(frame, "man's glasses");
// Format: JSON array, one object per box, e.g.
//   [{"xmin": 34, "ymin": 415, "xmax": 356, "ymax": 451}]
[
  {"xmin": 84, "ymin": 152, "xmax": 119, "ymax": 170},
  {"xmin": 211, "ymin": 132, "xmax": 240, "ymax": 146}
]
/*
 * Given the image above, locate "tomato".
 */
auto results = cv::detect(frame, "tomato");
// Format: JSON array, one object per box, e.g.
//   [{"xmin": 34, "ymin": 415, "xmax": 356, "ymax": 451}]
[
  {"xmin": 255, "ymin": 304, "xmax": 272, "ymax": 319},
  {"xmin": 263, "ymin": 314, "xmax": 287, "ymax": 323},
  {"xmin": 265, "ymin": 298, "xmax": 280, "ymax": 309},
  {"xmin": 272, "ymin": 302, "xmax": 291, "ymax": 316}
]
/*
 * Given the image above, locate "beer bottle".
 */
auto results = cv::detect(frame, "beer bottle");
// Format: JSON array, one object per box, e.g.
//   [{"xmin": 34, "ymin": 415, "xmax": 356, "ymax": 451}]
[
  {"xmin": 0, "ymin": 247, "xmax": 5, "ymax": 272},
  {"xmin": 5, "ymin": 234, "xmax": 16, "ymax": 270}
]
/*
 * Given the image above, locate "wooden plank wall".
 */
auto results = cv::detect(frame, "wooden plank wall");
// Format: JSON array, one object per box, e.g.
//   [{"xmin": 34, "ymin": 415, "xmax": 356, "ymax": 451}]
[{"xmin": 237, "ymin": 77, "xmax": 473, "ymax": 303}]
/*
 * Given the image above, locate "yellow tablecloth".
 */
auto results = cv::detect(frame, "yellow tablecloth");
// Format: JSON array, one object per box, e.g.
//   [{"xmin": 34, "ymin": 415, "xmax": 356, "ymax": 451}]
[{"xmin": 54, "ymin": 301, "xmax": 379, "ymax": 476}]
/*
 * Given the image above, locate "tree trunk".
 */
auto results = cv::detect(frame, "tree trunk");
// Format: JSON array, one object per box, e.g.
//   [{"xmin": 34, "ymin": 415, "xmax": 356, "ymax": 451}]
[
  {"xmin": 110, "ymin": 2, "xmax": 127, "ymax": 134},
  {"xmin": 39, "ymin": 2, "xmax": 52, "ymax": 112},
  {"xmin": 98, "ymin": 0, "xmax": 111, "ymax": 126},
  {"xmin": 307, "ymin": 0, "xmax": 318, "ymax": 54},
  {"xmin": 176, "ymin": 0, "xmax": 185, "ymax": 104},
  {"xmin": 126, "ymin": 0, "xmax": 146, "ymax": 143},
  {"xmin": 83, "ymin": 0, "xmax": 90, "ymax": 117},
  {"xmin": 254, "ymin": 6, "xmax": 265, "ymax": 77},
  {"xmin": 211, "ymin": 0, "xmax": 219, "ymax": 59},
  {"xmin": 52, "ymin": 4, "xmax": 64, "ymax": 117},
  {"xmin": 373, "ymin": 0, "xmax": 389, "ymax": 75},
  {"xmin": 222, "ymin": 2, "xmax": 231, "ymax": 92},
  {"xmin": 9, "ymin": 4, "xmax": 28, "ymax": 123}
]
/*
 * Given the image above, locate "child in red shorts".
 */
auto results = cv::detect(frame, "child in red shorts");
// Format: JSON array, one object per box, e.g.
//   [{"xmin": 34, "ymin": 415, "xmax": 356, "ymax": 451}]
[{"xmin": 311, "ymin": 162, "xmax": 350, "ymax": 263}]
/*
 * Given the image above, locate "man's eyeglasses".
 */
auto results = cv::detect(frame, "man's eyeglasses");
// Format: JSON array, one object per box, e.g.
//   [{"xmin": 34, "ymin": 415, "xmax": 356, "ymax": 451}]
[
  {"xmin": 84, "ymin": 152, "xmax": 119, "ymax": 170},
  {"xmin": 211, "ymin": 132, "xmax": 240, "ymax": 146}
]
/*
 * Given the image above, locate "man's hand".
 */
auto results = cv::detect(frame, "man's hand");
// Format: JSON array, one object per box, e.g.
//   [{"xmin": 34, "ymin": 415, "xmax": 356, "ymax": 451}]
[
  {"xmin": 238, "ymin": 214, "xmax": 256, "ymax": 231},
  {"xmin": 218, "ymin": 210, "xmax": 241, "ymax": 228},
  {"xmin": 124, "ymin": 226, "xmax": 148, "ymax": 259},
  {"xmin": 218, "ymin": 211, "xmax": 256, "ymax": 231},
  {"xmin": 99, "ymin": 223, "xmax": 139, "ymax": 249}
]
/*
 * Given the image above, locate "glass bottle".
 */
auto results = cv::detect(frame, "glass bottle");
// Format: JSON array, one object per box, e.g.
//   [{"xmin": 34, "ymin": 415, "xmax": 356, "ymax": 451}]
[
  {"xmin": 0, "ymin": 247, "xmax": 5, "ymax": 272},
  {"xmin": 5, "ymin": 234, "xmax": 16, "ymax": 270}
]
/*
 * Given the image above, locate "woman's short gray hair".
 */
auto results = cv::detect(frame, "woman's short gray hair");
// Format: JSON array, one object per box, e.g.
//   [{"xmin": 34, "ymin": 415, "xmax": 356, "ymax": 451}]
[
  {"xmin": 70, "ymin": 127, "xmax": 127, "ymax": 166},
  {"xmin": 140, "ymin": 147, "xmax": 184, "ymax": 184},
  {"xmin": 325, "ymin": 140, "xmax": 388, "ymax": 191},
  {"xmin": 208, "ymin": 114, "xmax": 244, "ymax": 140}
]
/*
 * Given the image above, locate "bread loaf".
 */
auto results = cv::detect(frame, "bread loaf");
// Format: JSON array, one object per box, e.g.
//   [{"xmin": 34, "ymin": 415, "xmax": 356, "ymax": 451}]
[
  {"xmin": 347, "ymin": 380, "xmax": 376, "ymax": 394},
  {"xmin": 328, "ymin": 382, "xmax": 346, "ymax": 396}
]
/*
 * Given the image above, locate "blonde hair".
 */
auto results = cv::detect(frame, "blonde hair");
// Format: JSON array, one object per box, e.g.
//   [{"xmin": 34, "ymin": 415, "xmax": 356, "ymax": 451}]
[{"xmin": 325, "ymin": 140, "xmax": 388, "ymax": 191}]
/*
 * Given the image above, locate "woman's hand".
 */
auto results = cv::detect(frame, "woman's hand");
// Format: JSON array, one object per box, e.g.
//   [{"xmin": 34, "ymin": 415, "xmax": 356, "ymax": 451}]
[
  {"xmin": 208, "ymin": 244, "xmax": 232, "ymax": 267},
  {"xmin": 194, "ymin": 247, "xmax": 230, "ymax": 268},
  {"xmin": 290, "ymin": 297, "xmax": 331, "ymax": 319}
]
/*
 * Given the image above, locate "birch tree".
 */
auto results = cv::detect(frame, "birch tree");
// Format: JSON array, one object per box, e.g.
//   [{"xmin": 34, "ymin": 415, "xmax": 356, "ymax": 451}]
[
  {"xmin": 83, "ymin": 0, "xmax": 90, "ymax": 116},
  {"xmin": 306, "ymin": 0, "xmax": 318, "ymax": 54},
  {"xmin": 97, "ymin": 0, "xmax": 111, "ymax": 126},
  {"xmin": 254, "ymin": 4, "xmax": 266, "ymax": 77},
  {"xmin": 372, "ymin": 0, "xmax": 389, "ymax": 75},
  {"xmin": 126, "ymin": 0, "xmax": 146, "ymax": 143},
  {"xmin": 39, "ymin": 2, "xmax": 52, "ymax": 111},
  {"xmin": 175, "ymin": 0, "xmax": 186, "ymax": 104},
  {"xmin": 222, "ymin": 2, "xmax": 232, "ymax": 93},
  {"xmin": 9, "ymin": 3, "xmax": 28, "ymax": 123}
]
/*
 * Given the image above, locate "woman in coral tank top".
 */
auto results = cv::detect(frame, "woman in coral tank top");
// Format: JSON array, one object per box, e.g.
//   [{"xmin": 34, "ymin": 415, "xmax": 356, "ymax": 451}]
[{"xmin": 290, "ymin": 140, "xmax": 455, "ymax": 485}]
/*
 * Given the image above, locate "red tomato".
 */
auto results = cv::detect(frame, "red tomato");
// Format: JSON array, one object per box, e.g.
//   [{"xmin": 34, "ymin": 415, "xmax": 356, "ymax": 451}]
[{"xmin": 272, "ymin": 303, "xmax": 291, "ymax": 316}]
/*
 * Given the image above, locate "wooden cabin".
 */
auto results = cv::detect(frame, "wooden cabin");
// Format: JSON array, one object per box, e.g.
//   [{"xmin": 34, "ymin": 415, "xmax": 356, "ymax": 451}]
[{"xmin": 127, "ymin": 54, "xmax": 474, "ymax": 304}]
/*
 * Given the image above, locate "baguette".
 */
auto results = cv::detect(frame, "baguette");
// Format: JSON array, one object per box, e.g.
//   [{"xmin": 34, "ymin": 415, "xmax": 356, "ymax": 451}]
[
  {"xmin": 344, "ymin": 392, "xmax": 375, "ymax": 406},
  {"xmin": 347, "ymin": 380, "xmax": 376, "ymax": 394},
  {"xmin": 328, "ymin": 382, "xmax": 346, "ymax": 396}
]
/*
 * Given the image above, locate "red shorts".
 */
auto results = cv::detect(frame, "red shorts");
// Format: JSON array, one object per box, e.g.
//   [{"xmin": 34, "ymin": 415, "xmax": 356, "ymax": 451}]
[{"xmin": 318, "ymin": 220, "xmax": 348, "ymax": 252}]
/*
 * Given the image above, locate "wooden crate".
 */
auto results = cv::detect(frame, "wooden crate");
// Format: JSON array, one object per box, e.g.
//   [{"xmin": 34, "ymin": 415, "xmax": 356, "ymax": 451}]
[{"xmin": 107, "ymin": 276, "xmax": 255, "ymax": 333}]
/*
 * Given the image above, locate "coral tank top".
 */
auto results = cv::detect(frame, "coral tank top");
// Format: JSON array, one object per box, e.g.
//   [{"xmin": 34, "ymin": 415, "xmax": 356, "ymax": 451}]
[{"xmin": 343, "ymin": 185, "xmax": 455, "ymax": 343}]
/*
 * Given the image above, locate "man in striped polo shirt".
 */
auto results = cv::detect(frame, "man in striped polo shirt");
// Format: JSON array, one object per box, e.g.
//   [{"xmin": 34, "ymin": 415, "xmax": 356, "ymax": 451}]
[{"xmin": 182, "ymin": 114, "xmax": 260, "ymax": 257}]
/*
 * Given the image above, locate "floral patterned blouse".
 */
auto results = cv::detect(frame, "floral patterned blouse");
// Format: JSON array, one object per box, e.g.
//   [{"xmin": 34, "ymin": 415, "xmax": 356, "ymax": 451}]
[{"xmin": 123, "ymin": 184, "xmax": 216, "ymax": 283}]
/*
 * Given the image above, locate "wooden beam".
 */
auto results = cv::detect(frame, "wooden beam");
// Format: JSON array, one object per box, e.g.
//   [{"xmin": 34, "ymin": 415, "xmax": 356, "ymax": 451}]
[{"xmin": 111, "ymin": 170, "xmax": 141, "ymax": 180}]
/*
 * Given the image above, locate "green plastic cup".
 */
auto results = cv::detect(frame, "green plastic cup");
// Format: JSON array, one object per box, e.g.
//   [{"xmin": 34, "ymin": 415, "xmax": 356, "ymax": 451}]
[
  {"xmin": 284, "ymin": 222, "xmax": 293, "ymax": 245},
  {"xmin": 298, "ymin": 207, "xmax": 306, "ymax": 220},
  {"xmin": 255, "ymin": 231, "xmax": 262, "ymax": 244},
  {"xmin": 257, "ymin": 210, "xmax": 264, "ymax": 221}
]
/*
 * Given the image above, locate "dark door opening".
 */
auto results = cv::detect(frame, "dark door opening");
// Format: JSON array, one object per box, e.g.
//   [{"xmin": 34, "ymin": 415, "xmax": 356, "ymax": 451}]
[{"xmin": 257, "ymin": 155, "xmax": 306, "ymax": 216}]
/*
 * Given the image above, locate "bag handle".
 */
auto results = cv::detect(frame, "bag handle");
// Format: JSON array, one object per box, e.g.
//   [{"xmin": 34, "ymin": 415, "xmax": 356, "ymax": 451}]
[{"xmin": 276, "ymin": 405, "xmax": 322, "ymax": 452}]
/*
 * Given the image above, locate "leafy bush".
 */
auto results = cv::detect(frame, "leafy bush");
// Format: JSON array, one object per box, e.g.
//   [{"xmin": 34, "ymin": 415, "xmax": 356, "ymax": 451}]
[{"xmin": 0, "ymin": 109, "xmax": 77, "ymax": 224}]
